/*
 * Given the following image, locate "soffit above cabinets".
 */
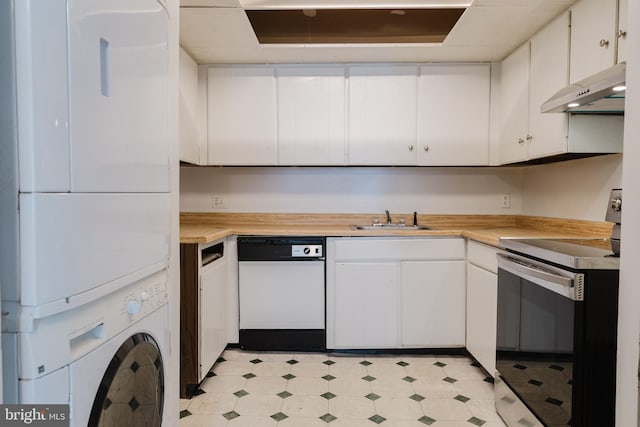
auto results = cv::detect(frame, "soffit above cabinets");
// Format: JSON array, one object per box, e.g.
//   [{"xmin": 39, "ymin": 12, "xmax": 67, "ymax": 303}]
[{"xmin": 180, "ymin": 0, "xmax": 577, "ymax": 64}]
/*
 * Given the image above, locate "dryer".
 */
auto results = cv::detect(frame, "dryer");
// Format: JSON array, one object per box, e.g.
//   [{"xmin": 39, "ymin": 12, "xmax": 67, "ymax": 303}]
[
  {"xmin": 1, "ymin": 0, "xmax": 172, "ymax": 312},
  {"xmin": 2, "ymin": 270, "xmax": 169, "ymax": 426}
]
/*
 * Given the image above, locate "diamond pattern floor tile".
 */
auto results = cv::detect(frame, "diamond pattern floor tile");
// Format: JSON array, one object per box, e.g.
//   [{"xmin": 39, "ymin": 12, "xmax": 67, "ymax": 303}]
[{"xmin": 179, "ymin": 349, "xmax": 507, "ymax": 427}]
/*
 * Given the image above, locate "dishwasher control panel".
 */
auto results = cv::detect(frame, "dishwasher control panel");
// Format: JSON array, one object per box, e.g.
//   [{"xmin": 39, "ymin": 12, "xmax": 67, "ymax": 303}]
[
  {"xmin": 292, "ymin": 245, "xmax": 323, "ymax": 257},
  {"xmin": 238, "ymin": 236, "xmax": 325, "ymax": 261}
]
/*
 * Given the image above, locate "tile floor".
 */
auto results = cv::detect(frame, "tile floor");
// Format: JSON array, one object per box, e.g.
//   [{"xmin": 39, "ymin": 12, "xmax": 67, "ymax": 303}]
[
  {"xmin": 496, "ymin": 359, "xmax": 572, "ymax": 426},
  {"xmin": 179, "ymin": 349, "xmax": 507, "ymax": 426}
]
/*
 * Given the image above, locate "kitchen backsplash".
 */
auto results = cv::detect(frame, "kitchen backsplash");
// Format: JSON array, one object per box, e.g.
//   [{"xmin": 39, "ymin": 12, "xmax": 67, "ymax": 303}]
[
  {"xmin": 521, "ymin": 154, "xmax": 622, "ymax": 221},
  {"xmin": 180, "ymin": 154, "xmax": 621, "ymax": 222},
  {"xmin": 180, "ymin": 166, "xmax": 523, "ymax": 214}
]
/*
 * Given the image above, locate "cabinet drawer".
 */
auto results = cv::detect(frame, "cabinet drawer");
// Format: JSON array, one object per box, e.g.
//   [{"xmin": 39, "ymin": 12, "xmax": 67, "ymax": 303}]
[
  {"xmin": 467, "ymin": 240, "xmax": 504, "ymax": 273},
  {"xmin": 332, "ymin": 237, "xmax": 465, "ymax": 261}
]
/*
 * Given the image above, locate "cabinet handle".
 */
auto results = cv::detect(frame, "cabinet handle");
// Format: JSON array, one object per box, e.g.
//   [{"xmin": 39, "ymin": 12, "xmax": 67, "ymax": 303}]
[
  {"xmin": 408, "ymin": 145, "xmax": 414, "ymax": 151},
  {"xmin": 599, "ymin": 39, "xmax": 610, "ymax": 47},
  {"xmin": 526, "ymin": 135, "xmax": 533, "ymax": 141},
  {"xmin": 618, "ymin": 29, "xmax": 627, "ymax": 39},
  {"xmin": 518, "ymin": 138, "xmax": 525, "ymax": 144},
  {"xmin": 424, "ymin": 146, "xmax": 429, "ymax": 152}
]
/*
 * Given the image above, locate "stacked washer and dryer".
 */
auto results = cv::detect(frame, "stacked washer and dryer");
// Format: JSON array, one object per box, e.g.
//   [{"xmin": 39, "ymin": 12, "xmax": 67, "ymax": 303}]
[{"xmin": 1, "ymin": 0, "xmax": 172, "ymax": 425}]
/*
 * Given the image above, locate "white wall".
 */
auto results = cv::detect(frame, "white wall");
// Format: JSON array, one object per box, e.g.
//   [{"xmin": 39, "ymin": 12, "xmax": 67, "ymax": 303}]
[
  {"xmin": 521, "ymin": 154, "xmax": 623, "ymax": 221},
  {"xmin": 616, "ymin": 0, "xmax": 640, "ymax": 422},
  {"xmin": 180, "ymin": 166, "xmax": 524, "ymax": 215},
  {"xmin": 180, "ymin": 156, "xmax": 624, "ymax": 221}
]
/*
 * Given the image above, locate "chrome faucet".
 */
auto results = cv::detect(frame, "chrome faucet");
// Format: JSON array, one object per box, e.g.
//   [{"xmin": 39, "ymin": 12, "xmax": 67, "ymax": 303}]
[{"xmin": 385, "ymin": 210, "xmax": 392, "ymax": 224}]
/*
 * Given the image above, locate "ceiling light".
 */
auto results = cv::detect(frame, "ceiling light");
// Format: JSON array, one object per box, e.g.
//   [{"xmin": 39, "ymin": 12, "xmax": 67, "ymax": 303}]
[
  {"xmin": 567, "ymin": 102, "xmax": 580, "ymax": 108},
  {"xmin": 612, "ymin": 85, "xmax": 626, "ymax": 92}
]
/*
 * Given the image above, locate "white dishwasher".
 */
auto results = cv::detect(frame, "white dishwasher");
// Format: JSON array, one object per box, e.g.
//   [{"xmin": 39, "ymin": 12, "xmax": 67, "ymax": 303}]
[{"xmin": 238, "ymin": 236, "xmax": 325, "ymax": 351}]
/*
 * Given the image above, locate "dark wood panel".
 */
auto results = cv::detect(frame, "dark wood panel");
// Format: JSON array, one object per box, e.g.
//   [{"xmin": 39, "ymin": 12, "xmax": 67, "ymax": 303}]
[{"xmin": 180, "ymin": 243, "xmax": 200, "ymax": 398}]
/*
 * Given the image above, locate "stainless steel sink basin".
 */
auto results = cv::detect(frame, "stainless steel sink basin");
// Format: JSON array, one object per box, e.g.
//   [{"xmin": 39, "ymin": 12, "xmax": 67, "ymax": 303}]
[{"xmin": 352, "ymin": 224, "xmax": 432, "ymax": 231}]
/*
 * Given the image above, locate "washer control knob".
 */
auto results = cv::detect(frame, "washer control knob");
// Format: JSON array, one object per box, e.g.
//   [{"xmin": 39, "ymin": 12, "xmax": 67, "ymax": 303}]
[
  {"xmin": 140, "ymin": 291, "xmax": 150, "ymax": 301},
  {"xmin": 127, "ymin": 300, "xmax": 141, "ymax": 315}
]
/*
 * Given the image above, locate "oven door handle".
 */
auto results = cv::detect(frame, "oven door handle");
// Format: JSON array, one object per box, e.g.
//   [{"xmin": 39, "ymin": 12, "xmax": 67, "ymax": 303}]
[{"xmin": 497, "ymin": 253, "xmax": 582, "ymax": 300}]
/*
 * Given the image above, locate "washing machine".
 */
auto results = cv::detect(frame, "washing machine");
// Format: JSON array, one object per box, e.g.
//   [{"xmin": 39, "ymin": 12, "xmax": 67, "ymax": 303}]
[{"xmin": 2, "ymin": 270, "xmax": 170, "ymax": 426}]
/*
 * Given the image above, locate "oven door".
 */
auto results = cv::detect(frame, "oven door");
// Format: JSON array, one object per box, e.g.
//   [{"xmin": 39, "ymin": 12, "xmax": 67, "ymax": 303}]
[{"xmin": 495, "ymin": 253, "xmax": 582, "ymax": 427}]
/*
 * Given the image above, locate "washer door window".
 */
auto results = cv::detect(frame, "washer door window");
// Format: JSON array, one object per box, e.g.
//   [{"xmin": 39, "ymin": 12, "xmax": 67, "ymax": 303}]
[{"xmin": 89, "ymin": 333, "xmax": 164, "ymax": 426}]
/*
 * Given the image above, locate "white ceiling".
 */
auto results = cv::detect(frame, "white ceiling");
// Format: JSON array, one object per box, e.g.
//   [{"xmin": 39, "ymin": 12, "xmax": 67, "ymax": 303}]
[{"xmin": 179, "ymin": 0, "xmax": 576, "ymax": 64}]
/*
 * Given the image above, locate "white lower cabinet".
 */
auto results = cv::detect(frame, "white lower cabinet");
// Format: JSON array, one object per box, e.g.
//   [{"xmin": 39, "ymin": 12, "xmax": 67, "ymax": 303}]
[
  {"xmin": 199, "ymin": 254, "xmax": 228, "ymax": 381},
  {"xmin": 402, "ymin": 260, "xmax": 466, "ymax": 347},
  {"xmin": 466, "ymin": 241, "xmax": 504, "ymax": 376},
  {"xmin": 327, "ymin": 237, "xmax": 465, "ymax": 349},
  {"xmin": 180, "ymin": 238, "xmax": 228, "ymax": 396},
  {"xmin": 333, "ymin": 262, "xmax": 400, "ymax": 348}
]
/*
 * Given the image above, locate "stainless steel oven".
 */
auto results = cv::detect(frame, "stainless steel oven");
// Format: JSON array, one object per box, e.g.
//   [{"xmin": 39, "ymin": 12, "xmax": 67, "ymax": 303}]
[{"xmin": 495, "ymin": 238, "xmax": 619, "ymax": 427}]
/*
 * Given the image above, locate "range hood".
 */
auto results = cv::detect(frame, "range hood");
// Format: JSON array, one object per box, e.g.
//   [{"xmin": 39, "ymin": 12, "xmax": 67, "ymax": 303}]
[{"xmin": 541, "ymin": 63, "xmax": 626, "ymax": 114}]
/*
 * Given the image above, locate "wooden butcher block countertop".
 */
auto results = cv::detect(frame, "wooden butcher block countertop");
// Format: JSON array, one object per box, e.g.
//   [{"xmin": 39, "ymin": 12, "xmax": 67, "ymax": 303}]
[{"xmin": 180, "ymin": 213, "xmax": 613, "ymax": 248}]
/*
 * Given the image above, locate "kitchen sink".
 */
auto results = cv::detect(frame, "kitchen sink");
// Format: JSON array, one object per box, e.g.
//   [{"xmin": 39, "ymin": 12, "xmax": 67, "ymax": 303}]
[{"xmin": 352, "ymin": 224, "xmax": 432, "ymax": 231}]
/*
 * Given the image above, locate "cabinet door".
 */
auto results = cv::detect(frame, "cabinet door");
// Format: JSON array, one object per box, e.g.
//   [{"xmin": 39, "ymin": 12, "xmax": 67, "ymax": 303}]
[
  {"xmin": 179, "ymin": 49, "xmax": 206, "ymax": 165},
  {"xmin": 466, "ymin": 264, "xmax": 498, "ymax": 376},
  {"xmin": 199, "ymin": 257, "xmax": 227, "ymax": 381},
  {"xmin": 348, "ymin": 65, "xmax": 418, "ymax": 165},
  {"xmin": 569, "ymin": 0, "xmax": 617, "ymax": 83},
  {"xmin": 499, "ymin": 43, "xmax": 529, "ymax": 164},
  {"xmin": 401, "ymin": 260, "xmax": 466, "ymax": 347},
  {"xmin": 527, "ymin": 11, "xmax": 570, "ymax": 159},
  {"xmin": 207, "ymin": 66, "xmax": 277, "ymax": 165},
  {"xmin": 617, "ymin": 0, "xmax": 628, "ymax": 63},
  {"xmin": 277, "ymin": 66, "xmax": 346, "ymax": 165},
  {"xmin": 331, "ymin": 262, "xmax": 399, "ymax": 348},
  {"xmin": 418, "ymin": 64, "xmax": 490, "ymax": 165}
]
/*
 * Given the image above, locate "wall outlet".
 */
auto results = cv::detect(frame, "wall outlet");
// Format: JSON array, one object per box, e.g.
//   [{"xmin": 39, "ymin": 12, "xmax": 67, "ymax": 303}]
[
  {"xmin": 212, "ymin": 195, "xmax": 227, "ymax": 209},
  {"xmin": 501, "ymin": 193, "xmax": 511, "ymax": 208}
]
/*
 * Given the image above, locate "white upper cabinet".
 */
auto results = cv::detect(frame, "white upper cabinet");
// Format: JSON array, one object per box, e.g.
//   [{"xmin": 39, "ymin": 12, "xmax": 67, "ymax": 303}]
[
  {"xmin": 569, "ymin": 0, "xmax": 618, "ymax": 83},
  {"xmin": 179, "ymin": 49, "xmax": 207, "ymax": 165},
  {"xmin": 207, "ymin": 66, "xmax": 277, "ymax": 165},
  {"xmin": 617, "ymin": 0, "xmax": 628, "ymax": 63},
  {"xmin": 499, "ymin": 12, "xmax": 571, "ymax": 164},
  {"xmin": 348, "ymin": 65, "xmax": 418, "ymax": 165},
  {"xmin": 499, "ymin": 43, "xmax": 530, "ymax": 164},
  {"xmin": 527, "ymin": 11, "xmax": 570, "ymax": 159},
  {"xmin": 418, "ymin": 64, "xmax": 490, "ymax": 166},
  {"xmin": 277, "ymin": 66, "xmax": 346, "ymax": 165}
]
